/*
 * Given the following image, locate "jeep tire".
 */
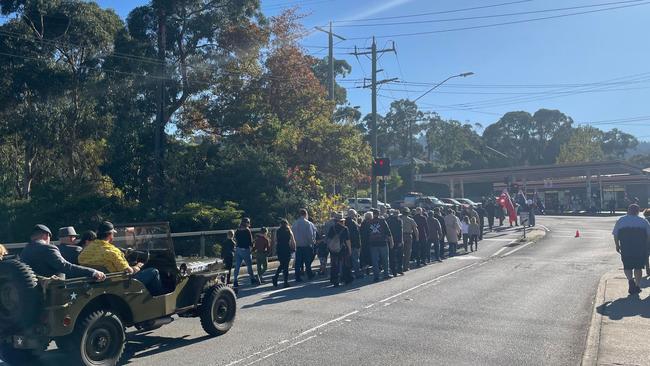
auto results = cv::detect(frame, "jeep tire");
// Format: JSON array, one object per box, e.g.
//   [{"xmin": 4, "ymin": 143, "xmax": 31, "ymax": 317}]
[
  {"xmin": 68, "ymin": 310, "xmax": 126, "ymax": 366},
  {"xmin": 0, "ymin": 259, "xmax": 39, "ymax": 333},
  {"xmin": 199, "ymin": 285, "xmax": 236, "ymax": 336}
]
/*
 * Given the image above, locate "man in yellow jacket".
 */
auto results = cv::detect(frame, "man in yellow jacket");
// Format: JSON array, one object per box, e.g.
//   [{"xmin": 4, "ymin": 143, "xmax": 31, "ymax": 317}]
[{"xmin": 79, "ymin": 221, "xmax": 164, "ymax": 296}]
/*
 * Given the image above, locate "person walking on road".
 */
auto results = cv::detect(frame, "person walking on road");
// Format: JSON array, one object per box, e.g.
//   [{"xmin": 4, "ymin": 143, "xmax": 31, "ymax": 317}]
[
  {"xmin": 363, "ymin": 209, "xmax": 393, "ymax": 281},
  {"xmin": 612, "ymin": 204, "xmax": 650, "ymax": 294},
  {"xmin": 292, "ymin": 209, "xmax": 317, "ymax": 282},
  {"xmin": 345, "ymin": 209, "xmax": 363, "ymax": 279},
  {"xmin": 401, "ymin": 208, "xmax": 419, "ymax": 271},
  {"xmin": 444, "ymin": 210, "xmax": 462, "ymax": 257},
  {"xmin": 221, "ymin": 230, "xmax": 235, "ymax": 284},
  {"xmin": 434, "ymin": 208, "xmax": 446, "ymax": 259},
  {"xmin": 273, "ymin": 219, "xmax": 295, "ymax": 288},
  {"xmin": 427, "ymin": 210, "xmax": 443, "ymax": 262},
  {"xmin": 461, "ymin": 216, "xmax": 470, "ymax": 252},
  {"xmin": 327, "ymin": 213, "xmax": 352, "ymax": 287},
  {"xmin": 360, "ymin": 211, "xmax": 374, "ymax": 276},
  {"xmin": 254, "ymin": 227, "xmax": 271, "ymax": 283},
  {"xmin": 387, "ymin": 209, "xmax": 404, "ymax": 276},
  {"xmin": 318, "ymin": 213, "xmax": 338, "ymax": 276},
  {"xmin": 232, "ymin": 218, "xmax": 260, "ymax": 287},
  {"xmin": 468, "ymin": 217, "xmax": 480, "ymax": 251},
  {"xmin": 484, "ymin": 199, "xmax": 496, "ymax": 231},
  {"xmin": 413, "ymin": 207, "xmax": 429, "ymax": 267},
  {"xmin": 476, "ymin": 203, "xmax": 486, "ymax": 239}
]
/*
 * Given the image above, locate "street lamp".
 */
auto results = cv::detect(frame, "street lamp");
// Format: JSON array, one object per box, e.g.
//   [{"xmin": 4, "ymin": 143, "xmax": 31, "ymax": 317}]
[
  {"xmin": 413, "ymin": 72, "xmax": 474, "ymax": 103},
  {"xmin": 408, "ymin": 72, "xmax": 474, "ymax": 190}
]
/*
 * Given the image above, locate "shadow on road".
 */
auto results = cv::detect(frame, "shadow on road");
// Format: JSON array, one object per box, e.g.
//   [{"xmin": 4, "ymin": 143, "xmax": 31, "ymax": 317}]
[
  {"xmin": 123, "ymin": 333, "xmax": 213, "ymax": 362},
  {"xmin": 597, "ymin": 278, "xmax": 650, "ymax": 320}
]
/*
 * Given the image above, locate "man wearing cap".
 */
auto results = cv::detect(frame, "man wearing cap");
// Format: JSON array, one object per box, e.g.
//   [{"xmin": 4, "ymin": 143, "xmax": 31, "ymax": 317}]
[
  {"xmin": 400, "ymin": 207, "xmax": 419, "ymax": 271},
  {"xmin": 58, "ymin": 226, "xmax": 81, "ymax": 264},
  {"xmin": 21, "ymin": 224, "xmax": 105, "ymax": 281},
  {"xmin": 386, "ymin": 209, "xmax": 404, "ymax": 276},
  {"xmin": 79, "ymin": 221, "xmax": 163, "ymax": 295}
]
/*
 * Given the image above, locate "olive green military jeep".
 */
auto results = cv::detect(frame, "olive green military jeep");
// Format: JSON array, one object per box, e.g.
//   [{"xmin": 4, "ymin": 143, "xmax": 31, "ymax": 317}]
[{"xmin": 0, "ymin": 222, "xmax": 236, "ymax": 366}]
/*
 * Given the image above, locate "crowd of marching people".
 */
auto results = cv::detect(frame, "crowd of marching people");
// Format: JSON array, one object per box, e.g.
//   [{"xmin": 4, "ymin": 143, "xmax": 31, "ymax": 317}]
[{"xmin": 222, "ymin": 203, "xmax": 497, "ymax": 289}]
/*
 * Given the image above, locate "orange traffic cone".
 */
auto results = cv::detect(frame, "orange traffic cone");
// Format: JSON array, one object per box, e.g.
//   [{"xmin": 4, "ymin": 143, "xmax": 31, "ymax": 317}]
[{"xmin": 575, "ymin": 230, "xmax": 580, "ymax": 238}]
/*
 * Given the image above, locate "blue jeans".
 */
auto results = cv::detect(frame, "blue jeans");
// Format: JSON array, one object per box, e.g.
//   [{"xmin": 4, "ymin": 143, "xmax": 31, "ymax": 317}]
[
  {"xmin": 351, "ymin": 247, "xmax": 362, "ymax": 277},
  {"xmin": 294, "ymin": 246, "xmax": 314, "ymax": 280},
  {"xmin": 371, "ymin": 245, "xmax": 390, "ymax": 279},
  {"xmin": 449, "ymin": 242, "xmax": 458, "ymax": 257},
  {"xmin": 135, "ymin": 268, "xmax": 164, "ymax": 296},
  {"xmin": 233, "ymin": 247, "xmax": 256, "ymax": 284}
]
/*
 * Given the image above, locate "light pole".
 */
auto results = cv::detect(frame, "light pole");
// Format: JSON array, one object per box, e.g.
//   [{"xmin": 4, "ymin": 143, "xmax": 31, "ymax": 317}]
[
  {"xmin": 413, "ymin": 72, "xmax": 474, "ymax": 103},
  {"xmin": 409, "ymin": 72, "xmax": 474, "ymax": 189}
]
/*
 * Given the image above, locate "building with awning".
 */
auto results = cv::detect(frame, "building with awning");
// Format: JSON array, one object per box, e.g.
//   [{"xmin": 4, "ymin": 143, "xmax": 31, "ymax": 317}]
[{"xmin": 415, "ymin": 160, "xmax": 650, "ymax": 212}]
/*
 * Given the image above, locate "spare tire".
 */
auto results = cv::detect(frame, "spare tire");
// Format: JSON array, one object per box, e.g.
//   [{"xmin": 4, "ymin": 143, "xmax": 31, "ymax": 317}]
[{"xmin": 0, "ymin": 259, "xmax": 40, "ymax": 334}]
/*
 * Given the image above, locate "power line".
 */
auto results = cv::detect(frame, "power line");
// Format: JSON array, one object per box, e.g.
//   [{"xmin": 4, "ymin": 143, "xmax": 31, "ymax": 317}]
[
  {"xmin": 346, "ymin": 1, "xmax": 650, "ymax": 40},
  {"xmin": 333, "ymin": 0, "xmax": 533, "ymax": 22},
  {"xmin": 332, "ymin": 0, "xmax": 644, "ymax": 27}
]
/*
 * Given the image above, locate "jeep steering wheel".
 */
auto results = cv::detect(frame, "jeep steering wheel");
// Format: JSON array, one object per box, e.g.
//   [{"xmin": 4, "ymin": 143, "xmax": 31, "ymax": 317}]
[{"xmin": 122, "ymin": 248, "xmax": 150, "ymax": 267}]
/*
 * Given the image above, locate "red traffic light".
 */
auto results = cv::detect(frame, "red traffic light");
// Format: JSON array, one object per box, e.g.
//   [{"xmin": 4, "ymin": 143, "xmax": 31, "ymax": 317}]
[{"xmin": 372, "ymin": 158, "xmax": 390, "ymax": 176}]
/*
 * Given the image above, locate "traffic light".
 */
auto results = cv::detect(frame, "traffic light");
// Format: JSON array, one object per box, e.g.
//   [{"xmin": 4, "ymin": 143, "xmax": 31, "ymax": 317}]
[{"xmin": 372, "ymin": 157, "xmax": 391, "ymax": 176}]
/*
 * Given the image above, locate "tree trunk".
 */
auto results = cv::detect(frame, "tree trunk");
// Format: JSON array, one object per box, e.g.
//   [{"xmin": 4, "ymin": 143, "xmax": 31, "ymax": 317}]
[
  {"xmin": 22, "ymin": 144, "xmax": 34, "ymax": 200},
  {"xmin": 153, "ymin": 6, "xmax": 167, "ymax": 204}
]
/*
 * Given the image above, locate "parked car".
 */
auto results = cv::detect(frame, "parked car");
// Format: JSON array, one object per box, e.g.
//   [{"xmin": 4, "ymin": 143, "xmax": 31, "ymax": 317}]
[
  {"xmin": 347, "ymin": 198, "xmax": 390, "ymax": 212},
  {"xmin": 441, "ymin": 198, "xmax": 464, "ymax": 211},
  {"xmin": 416, "ymin": 196, "xmax": 452, "ymax": 210},
  {"xmin": 455, "ymin": 198, "xmax": 480, "ymax": 208}
]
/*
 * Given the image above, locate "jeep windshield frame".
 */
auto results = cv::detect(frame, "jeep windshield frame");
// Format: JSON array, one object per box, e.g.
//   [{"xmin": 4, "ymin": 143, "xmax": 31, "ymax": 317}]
[{"xmin": 112, "ymin": 222, "xmax": 175, "ymax": 254}]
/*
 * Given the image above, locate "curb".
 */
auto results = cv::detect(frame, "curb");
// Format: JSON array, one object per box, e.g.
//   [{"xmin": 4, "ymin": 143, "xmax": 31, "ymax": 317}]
[{"xmin": 581, "ymin": 271, "xmax": 610, "ymax": 366}]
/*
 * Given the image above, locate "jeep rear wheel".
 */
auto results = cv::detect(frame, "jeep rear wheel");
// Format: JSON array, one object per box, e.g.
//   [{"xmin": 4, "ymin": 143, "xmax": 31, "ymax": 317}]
[
  {"xmin": 69, "ymin": 310, "xmax": 125, "ymax": 366},
  {"xmin": 199, "ymin": 285, "xmax": 236, "ymax": 336}
]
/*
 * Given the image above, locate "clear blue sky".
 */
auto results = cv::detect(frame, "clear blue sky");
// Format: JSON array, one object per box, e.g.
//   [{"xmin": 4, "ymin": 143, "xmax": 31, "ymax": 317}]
[{"xmin": 99, "ymin": 0, "xmax": 650, "ymax": 141}]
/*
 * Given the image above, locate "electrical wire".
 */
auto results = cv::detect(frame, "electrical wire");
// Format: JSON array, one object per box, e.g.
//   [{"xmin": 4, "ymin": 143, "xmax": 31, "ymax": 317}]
[
  {"xmin": 346, "ymin": 1, "xmax": 650, "ymax": 40},
  {"xmin": 332, "ymin": 0, "xmax": 644, "ymax": 27}
]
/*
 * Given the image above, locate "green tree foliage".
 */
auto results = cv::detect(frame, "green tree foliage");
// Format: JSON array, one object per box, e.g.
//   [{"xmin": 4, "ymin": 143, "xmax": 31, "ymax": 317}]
[{"xmin": 557, "ymin": 126, "xmax": 605, "ymax": 163}]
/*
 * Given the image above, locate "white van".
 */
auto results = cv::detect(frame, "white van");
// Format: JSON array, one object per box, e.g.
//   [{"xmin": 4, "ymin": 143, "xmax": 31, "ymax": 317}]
[{"xmin": 347, "ymin": 198, "xmax": 390, "ymax": 212}]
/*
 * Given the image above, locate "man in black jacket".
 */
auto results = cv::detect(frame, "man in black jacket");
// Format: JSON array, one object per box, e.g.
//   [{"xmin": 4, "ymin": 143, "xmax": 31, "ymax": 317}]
[
  {"xmin": 386, "ymin": 209, "xmax": 404, "ymax": 276},
  {"xmin": 58, "ymin": 226, "xmax": 81, "ymax": 264},
  {"xmin": 345, "ymin": 209, "xmax": 363, "ymax": 279},
  {"xmin": 21, "ymin": 224, "xmax": 105, "ymax": 281}
]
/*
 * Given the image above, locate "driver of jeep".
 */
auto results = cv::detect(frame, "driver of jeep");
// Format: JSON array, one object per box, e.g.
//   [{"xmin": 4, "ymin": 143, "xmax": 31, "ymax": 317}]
[{"xmin": 79, "ymin": 221, "xmax": 164, "ymax": 296}]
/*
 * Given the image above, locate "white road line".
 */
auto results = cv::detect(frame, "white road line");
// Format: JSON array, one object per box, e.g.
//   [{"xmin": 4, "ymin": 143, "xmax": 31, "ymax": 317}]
[
  {"xmin": 537, "ymin": 224, "xmax": 551, "ymax": 232},
  {"xmin": 551, "ymin": 235, "xmax": 597, "ymax": 239},
  {"xmin": 502, "ymin": 241, "xmax": 536, "ymax": 257},
  {"xmin": 481, "ymin": 238, "xmax": 516, "ymax": 241},
  {"xmin": 491, "ymin": 247, "xmax": 509, "ymax": 257},
  {"xmin": 378, "ymin": 262, "xmax": 479, "ymax": 304},
  {"xmin": 298, "ymin": 310, "xmax": 359, "ymax": 336},
  {"xmin": 244, "ymin": 335, "xmax": 317, "ymax": 366}
]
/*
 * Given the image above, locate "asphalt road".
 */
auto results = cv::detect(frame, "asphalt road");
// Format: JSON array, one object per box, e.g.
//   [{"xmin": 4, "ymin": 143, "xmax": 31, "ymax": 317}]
[{"xmin": 29, "ymin": 216, "xmax": 621, "ymax": 366}]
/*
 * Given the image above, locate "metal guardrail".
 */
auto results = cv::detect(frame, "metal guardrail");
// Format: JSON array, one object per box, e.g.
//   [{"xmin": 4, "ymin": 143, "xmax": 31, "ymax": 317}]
[{"xmin": 3, "ymin": 227, "xmax": 280, "ymax": 257}]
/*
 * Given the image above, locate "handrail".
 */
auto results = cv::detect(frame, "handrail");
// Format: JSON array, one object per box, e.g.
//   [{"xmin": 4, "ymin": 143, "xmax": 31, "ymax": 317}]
[{"xmin": 3, "ymin": 226, "xmax": 280, "ymax": 250}]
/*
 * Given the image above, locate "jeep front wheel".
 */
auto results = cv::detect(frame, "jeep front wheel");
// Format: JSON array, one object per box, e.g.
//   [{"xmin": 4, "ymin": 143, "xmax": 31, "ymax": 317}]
[
  {"xmin": 199, "ymin": 285, "xmax": 237, "ymax": 336},
  {"xmin": 70, "ymin": 310, "xmax": 126, "ymax": 366}
]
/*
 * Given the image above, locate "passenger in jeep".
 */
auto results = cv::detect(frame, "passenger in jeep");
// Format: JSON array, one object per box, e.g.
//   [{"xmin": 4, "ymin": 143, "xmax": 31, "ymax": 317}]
[
  {"xmin": 79, "ymin": 221, "xmax": 164, "ymax": 296},
  {"xmin": 21, "ymin": 224, "xmax": 106, "ymax": 281}
]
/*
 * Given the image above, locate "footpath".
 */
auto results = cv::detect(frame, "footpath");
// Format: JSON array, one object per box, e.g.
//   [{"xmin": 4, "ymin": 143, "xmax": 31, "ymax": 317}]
[{"xmin": 583, "ymin": 271, "xmax": 650, "ymax": 366}]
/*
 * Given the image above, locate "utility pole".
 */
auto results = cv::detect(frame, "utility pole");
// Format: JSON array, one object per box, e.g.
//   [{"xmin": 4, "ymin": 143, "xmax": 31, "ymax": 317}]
[
  {"xmin": 315, "ymin": 23, "xmax": 345, "ymax": 101},
  {"xmin": 351, "ymin": 37, "xmax": 397, "ymax": 208}
]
